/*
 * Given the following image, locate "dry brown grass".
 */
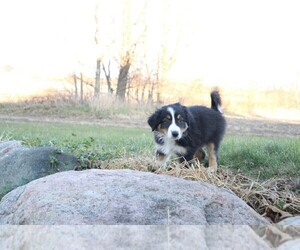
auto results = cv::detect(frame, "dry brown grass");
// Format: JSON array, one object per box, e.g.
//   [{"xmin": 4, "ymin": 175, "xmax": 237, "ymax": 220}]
[
  {"xmin": 96, "ymin": 157, "xmax": 300, "ymax": 221},
  {"xmin": 2, "ymin": 82, "xmax": 299, "ymax": 122},
  {"xmin": 161, "ymin": 82, "xmax": 300, "ymax": 121}
]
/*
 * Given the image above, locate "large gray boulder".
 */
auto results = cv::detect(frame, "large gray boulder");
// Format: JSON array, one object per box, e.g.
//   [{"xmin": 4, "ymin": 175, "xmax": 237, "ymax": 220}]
[
  {"xmin": 0, "ymin": 141, "xmax": 79, "ymax": 198},
  {"xmin": 0, "ymin": 169, "xmax": 269, "ymax": 225},
  {"xmin": 0, "ymin": 169, "xmax": 271, "ymax": 249}
]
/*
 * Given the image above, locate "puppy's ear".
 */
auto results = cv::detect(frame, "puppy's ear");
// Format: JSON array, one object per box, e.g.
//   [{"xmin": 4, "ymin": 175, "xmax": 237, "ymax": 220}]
[{"xmin": 148, "ymin": 109, "xmax": 161, "ymax": 131}]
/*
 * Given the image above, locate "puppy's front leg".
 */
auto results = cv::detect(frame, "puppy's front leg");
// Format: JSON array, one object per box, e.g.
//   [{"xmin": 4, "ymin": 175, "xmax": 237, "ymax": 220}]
[{"xmin": 156, "ymin": 150, "xmax": 171, "ymax": 168}]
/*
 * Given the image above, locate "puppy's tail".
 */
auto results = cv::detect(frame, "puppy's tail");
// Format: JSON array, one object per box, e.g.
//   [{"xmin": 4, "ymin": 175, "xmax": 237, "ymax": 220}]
[{"xmin": 210, "ymin": 89, "xmax": 223, "ymax": 113}]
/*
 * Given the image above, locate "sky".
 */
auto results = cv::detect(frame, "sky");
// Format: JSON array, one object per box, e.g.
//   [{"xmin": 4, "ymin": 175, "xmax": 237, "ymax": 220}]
[
  {"xmin": 176, "ymin": 0, "xmax": 300, "ymax": 88},
  {"xmin": 0, "ymin": 0, "xmax": 300, "ymax": 98}
]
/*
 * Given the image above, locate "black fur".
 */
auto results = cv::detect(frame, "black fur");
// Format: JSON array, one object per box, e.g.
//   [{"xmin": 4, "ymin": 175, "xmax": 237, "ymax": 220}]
[
  {"xmin": 178, "ymin": 104, "xmax": 225, "ymax": 162},
  {"xmin": 148, "ymin": 90, "xmax": 226, "ymax": 167}
]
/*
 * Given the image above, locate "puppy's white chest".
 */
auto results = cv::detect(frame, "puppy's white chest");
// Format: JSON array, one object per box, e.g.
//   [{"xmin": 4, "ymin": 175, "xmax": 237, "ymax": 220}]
[{"xmin": 156, "ymin": 138, "xmax": 186, "ymax": 155}]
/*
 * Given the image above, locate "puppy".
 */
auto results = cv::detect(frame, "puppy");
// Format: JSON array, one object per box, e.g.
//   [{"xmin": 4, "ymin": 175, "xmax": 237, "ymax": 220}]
[{"xmin": 148, "ymin": 90, "xmax": 226, "ymax": 171}]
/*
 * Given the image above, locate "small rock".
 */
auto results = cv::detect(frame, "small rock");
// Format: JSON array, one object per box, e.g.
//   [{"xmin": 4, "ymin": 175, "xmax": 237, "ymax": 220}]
[
  {"xmin": 278, "ymin": 216, "xmax": 300, "ymax": 226},
  {"xmin": 0, "ymin": 140, "xmax": 23, "ymax": 160},
  {"xmin": 277, "ymin": 239, "xmax": 300, "ymax": 250},
  {"xmin": 0, "ymin": 141, "xmax": 79, "ymax": 198},
  {"xmin": 277, "ymin": 216, "xmax": 300, "ymax": 238}
]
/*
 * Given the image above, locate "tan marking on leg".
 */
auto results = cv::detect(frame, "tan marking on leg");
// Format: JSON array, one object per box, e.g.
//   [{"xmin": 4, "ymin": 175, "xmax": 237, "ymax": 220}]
[
  {"xmin": 155, "ymin": 151, "xmax": 170, "ymax": 168},
  {"xmin": 207, "ymin": 143, "xmax": 217, "ymax": 171},
  {"xmin": 156, "ymin": 151, "xmax": 166, "ymax": 162},
  {"xmin": 194, "ymin": 148, "xmax": 205, "ymax": 162}
]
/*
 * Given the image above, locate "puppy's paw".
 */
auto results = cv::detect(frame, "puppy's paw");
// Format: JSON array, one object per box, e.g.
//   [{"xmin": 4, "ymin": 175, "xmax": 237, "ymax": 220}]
[
  {"xmin": 207, "ymin": 166, "xmax": 217, "ymax": 174},
  {"xmin": 147, "ymin": 160, "xmax": 166, "ymax": 172},
  {"xmin": 147, "ymin": 164, "xmax": 158, "ymax": 172}
]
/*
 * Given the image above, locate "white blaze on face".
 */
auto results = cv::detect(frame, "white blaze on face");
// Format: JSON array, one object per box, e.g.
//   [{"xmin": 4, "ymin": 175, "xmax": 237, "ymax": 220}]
[{"xmin": 167, "ymin": 107, "xmax": 182, "ymax": 139}]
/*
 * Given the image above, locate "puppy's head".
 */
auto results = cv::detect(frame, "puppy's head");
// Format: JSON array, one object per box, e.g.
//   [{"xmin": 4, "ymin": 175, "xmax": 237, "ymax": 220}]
[{"xmin": 148, "ymin": 103, "xmax": 189, "ymax": 140}]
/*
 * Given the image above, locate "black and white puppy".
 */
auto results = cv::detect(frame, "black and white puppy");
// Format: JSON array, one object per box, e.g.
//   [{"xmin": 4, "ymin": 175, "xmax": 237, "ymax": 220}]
[{"xmin": 148, "ymin": 90, "xmax": 226, "ymax": 171}]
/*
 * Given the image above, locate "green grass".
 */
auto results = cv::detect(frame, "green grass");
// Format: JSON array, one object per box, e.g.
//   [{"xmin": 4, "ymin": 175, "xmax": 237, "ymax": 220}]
[
  {"xmin": 0, "ymin": 121, "xmax": 299, "ymax": 180},
  {"xmin": 0, "ymin": 121, "xmax": 152, "ymax": 167},
  {"xmin": 220, "ymin": 136, "xmax": 300, "ymax": 179}
]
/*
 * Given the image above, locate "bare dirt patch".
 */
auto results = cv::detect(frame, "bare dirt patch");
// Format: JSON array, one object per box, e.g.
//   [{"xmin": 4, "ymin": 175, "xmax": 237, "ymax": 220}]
[{"xmin": 226, "ymin": 117, "xmax": 300, "ymax": 137}]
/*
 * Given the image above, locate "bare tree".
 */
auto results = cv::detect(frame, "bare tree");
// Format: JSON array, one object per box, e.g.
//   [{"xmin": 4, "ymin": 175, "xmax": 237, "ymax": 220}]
[
  {"xmin": 116, "ymin": 0, "xmax": 132, "ymax": 100},
  {"xmin": 116, "ymin": 52, "xmax": 131, "ymax": 100},
  {"xmin": 92, "ymin": 0, "xmax": 179, "ymax": 104},
  {"xmin": 73, "ymin": 72, "xmax": 78, "ymax": 100},
  {"xmin": 102, "ymin": 61, "xmax": 113, "ymax": 94},
  {"xmin": 94, "ymin": 1, "xmax": 101, "ymax": 100},
  {"xmin": 94, "ymin": 58, "xmax": 101, "ymax": 99},
  {"xmin": 80, "ymin": 72, "xmax": 84, "ymax": 103},
  {"xmin": 153, "ymin": 0, "xmax": 183, "ymax": 104}
]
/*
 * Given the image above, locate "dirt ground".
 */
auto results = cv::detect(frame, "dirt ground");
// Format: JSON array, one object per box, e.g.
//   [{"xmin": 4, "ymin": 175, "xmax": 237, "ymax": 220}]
[
  {"xmin": 106, "ymin": 115, "xmax": 300, "ymax": 137},
  {"xmin": 225, "ymin": 116, "xmax": 300, "ymax": 137},
  {"xmin": 0, "ymin": 114, "xmax": 299, "ymax": 137}
]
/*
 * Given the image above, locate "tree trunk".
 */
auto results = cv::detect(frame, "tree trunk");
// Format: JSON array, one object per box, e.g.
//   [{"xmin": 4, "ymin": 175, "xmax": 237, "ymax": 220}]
[
  {"xmin": 141, "ymin": 80, "xmax": 146, "ymax": 104},
  {"xmin": 102, "ymin": 61, "xmax": 113, "ymax": 94},
  {"xmin": 94, "ymin": 59, "xmax": 101, "ymax": 99},
  {"xmin": 147, "ymin": 79, "xmax": 152, "ymax": 105},
  {"xmin": 73, "ymin": 73, "xmax": 78, "ymax": 100},
  {"xmin": 116, "ymin": 58, "xmax": 130, "ymax": 100},
  {"xmin": 80, "ymin": 72, "xmax": 83, "ymax": 103}
]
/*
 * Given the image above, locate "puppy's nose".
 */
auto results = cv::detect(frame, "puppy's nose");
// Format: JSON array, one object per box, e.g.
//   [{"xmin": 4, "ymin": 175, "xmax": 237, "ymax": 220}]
[{"xmin": 171, "ymin": 131, "xmax": 179, "ymax": 138}]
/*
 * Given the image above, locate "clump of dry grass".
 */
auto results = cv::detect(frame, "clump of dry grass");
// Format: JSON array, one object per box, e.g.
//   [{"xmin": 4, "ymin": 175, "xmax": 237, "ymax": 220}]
[{"xmin": 97, "ymin": 157, "xmax": 300, "ymax": 221}]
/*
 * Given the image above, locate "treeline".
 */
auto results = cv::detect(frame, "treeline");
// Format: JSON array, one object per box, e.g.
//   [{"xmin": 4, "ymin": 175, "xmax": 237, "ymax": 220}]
[{"xmin": 68, "ymin": 0, "xmax": 181, "ymax": 105}]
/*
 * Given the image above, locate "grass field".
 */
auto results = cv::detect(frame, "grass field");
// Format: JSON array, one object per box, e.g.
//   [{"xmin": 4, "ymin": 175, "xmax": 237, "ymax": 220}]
[
  {"xmin": 1, "ymin": 118, "xmax": 300, "ymax": 216},
  {"xmin": 1, "ymin": 120, "xmax": 299, "ymax": 180}
]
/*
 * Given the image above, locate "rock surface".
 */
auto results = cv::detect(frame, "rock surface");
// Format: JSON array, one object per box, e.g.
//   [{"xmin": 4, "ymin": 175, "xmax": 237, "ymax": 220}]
[
  {"xmin": 0, "ymin": 169, "xmax": 269, "ymax": 225},
  {"xmin": 0, "ymin": 140, "xmax": 24, "ymax": 160},
  {"xmin": 0, "ymin": 225, "xmax": 271, "ymax": 249},
  {"xmin": 277, "ymin": 239, "xmax": 300, "ymax": 250},
  {"xmin": 0, "ymin": 169, "xmax": 272, "ymax": 248},
  {"xmin": 0, "ymin": 141, "xmax": 79, "ymax": 198},
  {"xmin": 278, "ymin": 216, "xmax": 300, "ymax": 226},
  {"xmin": 277, "ymin": 216, "xmax": 300, "ymax": 241}
]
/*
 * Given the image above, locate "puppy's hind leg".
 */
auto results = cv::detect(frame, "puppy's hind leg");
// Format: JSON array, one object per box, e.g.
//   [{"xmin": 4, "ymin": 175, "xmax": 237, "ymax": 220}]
[{"xmin": 207, "ymin": 143, "xmax": 218, "ymax": 172}]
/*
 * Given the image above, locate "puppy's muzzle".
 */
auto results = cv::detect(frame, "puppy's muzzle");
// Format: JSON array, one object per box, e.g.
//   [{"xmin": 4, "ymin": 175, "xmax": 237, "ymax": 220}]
[{"xmin": 171, "ymin": 131, "xmax": 179, "ymax": 138}]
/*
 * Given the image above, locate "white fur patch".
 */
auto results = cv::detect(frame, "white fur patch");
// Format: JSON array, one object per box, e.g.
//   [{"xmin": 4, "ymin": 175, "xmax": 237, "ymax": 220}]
[
  {"xmin": 217, "ymin": 104, "xmax": 223, "ymax": 113},
  {"xmin": 154, "ymin": 106, "xmax": 188, "ymax": 167},
  {"xmin": 167, "ymin": 107, "xmax": 182, "ymax": 139},
  {"xmin": 155, "ymin": 137, "xmax": 187, "ymax": 167},
  {"xmin": 156, "ymin": 139, "xmax": 187, "ymax": 156}
]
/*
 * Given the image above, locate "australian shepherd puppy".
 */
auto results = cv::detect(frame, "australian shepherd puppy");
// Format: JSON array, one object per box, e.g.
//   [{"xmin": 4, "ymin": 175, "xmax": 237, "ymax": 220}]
[{"xmin": 148, "ymin": 90, "xmax": 226, "ymax": 171}]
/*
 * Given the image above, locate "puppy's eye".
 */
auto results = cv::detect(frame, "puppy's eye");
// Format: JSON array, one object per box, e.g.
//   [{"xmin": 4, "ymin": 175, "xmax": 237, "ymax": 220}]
[
  {"xmin": 176, "ymin": 114, "xmax": 184, "ymax": 121},
  {"xmin": 162, "ymin": 115, "xmax": 171, "ymax": 125}
]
